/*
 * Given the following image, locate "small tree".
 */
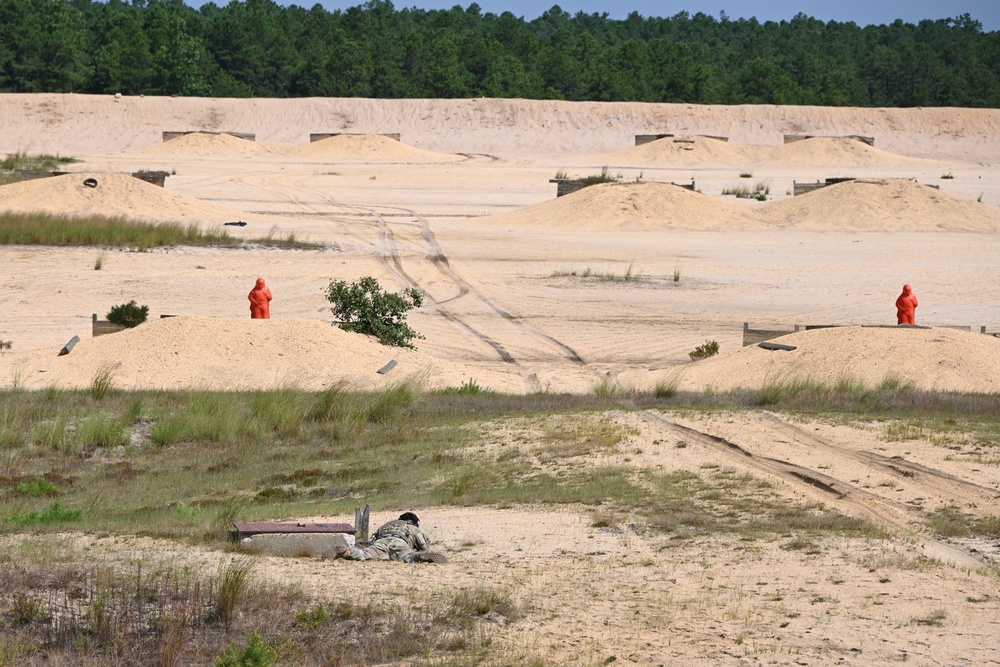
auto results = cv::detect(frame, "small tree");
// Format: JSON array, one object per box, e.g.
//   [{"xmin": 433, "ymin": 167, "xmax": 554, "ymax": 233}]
[
  {"xmin": 106, "ymin": 300, "xmax": 149, "ymax": 328},
  {"xmin": 325, "ymin": 277, "xmax": 424, "ymax": 348}
]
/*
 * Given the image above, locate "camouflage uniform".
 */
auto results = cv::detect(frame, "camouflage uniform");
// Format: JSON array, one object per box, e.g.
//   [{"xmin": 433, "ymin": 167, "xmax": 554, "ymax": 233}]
[{"xmin": 343, "ymin": 519, "xmax": 431, "ymax": 562}]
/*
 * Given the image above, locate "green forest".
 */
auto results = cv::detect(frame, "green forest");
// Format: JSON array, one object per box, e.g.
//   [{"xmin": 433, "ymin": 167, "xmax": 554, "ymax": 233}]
[{"xmin": 1, "ymin": 0, "xmax": 998, "ymax": 106}]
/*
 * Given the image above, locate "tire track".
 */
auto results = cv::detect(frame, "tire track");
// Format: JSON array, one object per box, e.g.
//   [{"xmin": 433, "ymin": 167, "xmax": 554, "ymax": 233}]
[
  {"xmin": 258, "ymin": 176, "xmax": 584, "ymax": 389},
  {"xmin": 174, "ymin": 171, "xmax": 577, "ymax": 392},
  {"xmin": 642, "ymin": 411, "xmax": 988, "ymax": 569},
  {"xmin": 386, "ymin": 205, "xmax": 585, "ymax": 366},
  {"xmin": 755, "ymin": 411, "xmax": 1000, "ymax": 512}
]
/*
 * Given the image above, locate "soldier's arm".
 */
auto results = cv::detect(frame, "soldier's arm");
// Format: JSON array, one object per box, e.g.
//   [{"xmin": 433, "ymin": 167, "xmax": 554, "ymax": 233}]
[{"xmin": 413, "ymin": 527, "xmax": 430, "ymax": 551}]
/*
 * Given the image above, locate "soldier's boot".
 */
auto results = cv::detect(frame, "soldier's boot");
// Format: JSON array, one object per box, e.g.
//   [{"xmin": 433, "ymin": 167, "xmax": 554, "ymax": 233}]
[
  {"xmin": 411, "ymin": 551, "xmax": 448, "ymax": 563},
  {"xmin": 321, "ymin": 534, "xmax": 352, "ymax": 560}
]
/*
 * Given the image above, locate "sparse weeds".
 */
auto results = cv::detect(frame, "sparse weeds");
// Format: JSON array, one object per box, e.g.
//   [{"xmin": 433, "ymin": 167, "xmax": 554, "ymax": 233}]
[
  {"xmin": 551, "ymin": 260, "xmax": 643, "ymax": 282},
  {"xmin": 437, "ymin": 378, "xmax": 491, "ymax": 396},
  {"xmin": 723, "ymin": 181, "xmax": 769, "ymax": 199},
  {"xmin": 447, "ymin": 586, "xmax": 523, "ymax": 625},
  {"xmin": 0, "ymin": 553, "xmax": 534, "ymax": 666},
  {"xmin": 912, "ymin": 609, "xmax": 947, "ymax": 626},
  {"xmin": 579, "ymin": 166, "xmax": 620, "ymax": 186}
]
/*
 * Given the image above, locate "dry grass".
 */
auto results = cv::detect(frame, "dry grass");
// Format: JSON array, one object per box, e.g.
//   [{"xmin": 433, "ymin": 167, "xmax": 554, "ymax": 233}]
[{"xmin": 0, "ymin": 543, "xmax": 532, "ymax": 666}]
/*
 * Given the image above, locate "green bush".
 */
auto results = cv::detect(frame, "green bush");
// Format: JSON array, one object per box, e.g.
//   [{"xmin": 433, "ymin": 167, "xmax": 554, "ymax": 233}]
[
  {"xmin": 688, "ymin": 340, "xmax": 720, "ymax": 361},
  {"xmin": 215, "ymin": 632, "xmax": 276, "ymax": 667},
  {"xmin": 9, "ymin": 501, "xmax": 83, "ymax": 526},
  {"xmin": 17, "ymin": 479, "xmax": 60, "ymax": 497},
  {"xmin": 106, "ymin": 300, "xmax": 149, "ymax": 328},
  {"xmin": 325, "ymin": 276, "xmax": 423, "ymax": 348}
]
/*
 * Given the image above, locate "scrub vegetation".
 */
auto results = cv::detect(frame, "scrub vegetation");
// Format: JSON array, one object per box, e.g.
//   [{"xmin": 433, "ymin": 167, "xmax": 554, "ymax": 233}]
[{"xmin": 2, "ymin": 380, "xmax": 998, "ymax": 663}]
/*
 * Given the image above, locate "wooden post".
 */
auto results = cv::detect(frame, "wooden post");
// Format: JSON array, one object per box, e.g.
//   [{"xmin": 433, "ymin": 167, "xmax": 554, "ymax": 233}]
[{"xmin": 355, "ymin": 504, "xmax": 370, "ymax": 545}]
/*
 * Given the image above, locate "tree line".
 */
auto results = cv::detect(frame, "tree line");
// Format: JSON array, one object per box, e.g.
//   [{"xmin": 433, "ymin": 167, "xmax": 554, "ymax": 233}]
[{"xmin": 1, "ymin": 0, "xmax": 998, "ymax": 107}]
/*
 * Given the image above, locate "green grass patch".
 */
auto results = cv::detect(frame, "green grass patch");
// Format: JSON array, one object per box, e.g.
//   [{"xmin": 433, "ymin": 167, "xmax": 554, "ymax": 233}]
[
  {"xmin": 0, "ymin": 212, "xmax": 320, "ymax": 250},
  {"xmin": 1, "ymin": 151, "xmax": 78, "ymax": 171},
  {"xmin": 0, "ymin": 383, "xmax": 997, "ymax": 542},
  {"xmin": 8, "ymin": 500, "xmax": 83, "ymax": 526}
]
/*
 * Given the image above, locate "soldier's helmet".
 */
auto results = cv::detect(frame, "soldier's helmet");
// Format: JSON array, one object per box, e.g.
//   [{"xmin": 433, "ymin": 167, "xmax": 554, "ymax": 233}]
[{"xmin": 399, "ymin": 511, "xmax": 420, "ymax": 527}]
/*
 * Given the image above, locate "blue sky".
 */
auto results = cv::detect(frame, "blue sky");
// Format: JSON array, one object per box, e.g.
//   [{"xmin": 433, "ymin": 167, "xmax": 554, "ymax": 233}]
[{"xmin": 233, "ymin": 0, "xmax": 998, "ymax": 31}]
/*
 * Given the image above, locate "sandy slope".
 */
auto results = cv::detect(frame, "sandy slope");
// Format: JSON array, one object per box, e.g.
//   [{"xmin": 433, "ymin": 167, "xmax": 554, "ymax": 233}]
[
  {"xmin": 0, "ymin": 172, "xmax": 259, "ymax": 224},
  {"xmin": 670, "ymin": 325, "xmax": 1000, "ymax": 393},
  {"xmin": 596, "ymin": 135, "xmax": 946, "ymax": 168},
  {"xmin": 489, "ymin": 181, "xmax": 764, "ymax": 231},
  {"xmin": 3, "ymin": 94, "xmax": 1000, "ymax": 161},
  {"xmin": 761, "ymin": 178, "xmax": 1000, "ymax": 231},
  {"xmin": 3, "ymin": 316, "xmax": 520, "ymax": 392},
  {"xmin": 280, "ymin": 134, "xmax": 462, "ymax": 162}
]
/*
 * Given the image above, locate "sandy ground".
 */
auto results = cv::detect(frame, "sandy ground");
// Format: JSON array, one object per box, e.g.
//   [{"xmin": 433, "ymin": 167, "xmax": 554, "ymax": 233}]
[{"xmin": 3, "ymin": 94, "xmax": 1000, "ymax": 664}]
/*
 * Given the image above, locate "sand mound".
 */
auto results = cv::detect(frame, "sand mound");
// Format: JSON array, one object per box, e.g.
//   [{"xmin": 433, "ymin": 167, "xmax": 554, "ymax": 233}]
[
  {"xmin": 599, "ymin": 136, "xmax": 758, "ymax": 166},
  {"xmin": 772, "ymin": 137, "xmax": 937, "ymax": 167},
  {"xmin": 0, "ymin": 172, "xmax": 254, "ymax": 224},
  {"xmin": 131, "ymin": 132, "xmax": 281, "ymax": 157},
  {"xmin": 598, "ymin": 136, "xmax": 940, "ymax": 168},
  {"xmin": 6, "ymin": 316, "xmax": 487, "ymax": 392},
  {"xmin": 675, "ymin": 326, "xmax": 1000, "ymax": 394},
  {"xmin": 761, "ymin": 178, "xmax": 1000, "ymax": 231},
  {"xmin": 489, "ymin": 181, "xmax": 764, "ymax": 231},
  {"xmin": 282, "ymin": 134, "xmax": 461, "ymax": 162}
]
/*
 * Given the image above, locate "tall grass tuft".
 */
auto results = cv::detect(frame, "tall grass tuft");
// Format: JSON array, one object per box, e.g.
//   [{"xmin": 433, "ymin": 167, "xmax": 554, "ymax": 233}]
[
  {"xmin": 654, "ymin": 375, "xmax": 680, "ymax": 398},
  {"xmin": 758, "ymin": 376, "xmax": 825, "ymax": 405},
  {"xmin": 878, "ymin": 374, "xmax": 915, "ymax": 394},
  {"xmin": 215, "ymin": 557, "xmax": 256, "ymax": 629},
  {"xmin": 90, "ymin": 365, "xmax": 117, "ymax": 399},
  {"xmin": 592, "ymin": 376, "xmax": 630, "ymax": 398},
  {"xmin": 366, "ymin": 382, "xmax": 416, "ymax": 423}
]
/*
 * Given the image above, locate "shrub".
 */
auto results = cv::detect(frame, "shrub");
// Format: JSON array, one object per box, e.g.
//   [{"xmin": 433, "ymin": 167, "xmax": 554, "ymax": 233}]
[
  {"xmin": 688, "ymin": 340, "xmax": 720, "ymax": 361},
  {"xmin": 17, "ymin": 479, "xmax": 60, "ymax": 497},
  {"xmin": 9, "ymin": 501, "xmax": 83, "ymax": 526},
  {"xmin": 325, "ymin": 276, "xmax": 423, "ymax": 348},
  {"xmin": 106, "ymin": 300, "xmax": 148, "ymax": 328},
  {"xmin": 0, "ymin": 339, "xmax": 10, "ymax": 353},
  {"xmin": 215, "ymin": 632, "xmax": 277, "ymax": 667}
]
